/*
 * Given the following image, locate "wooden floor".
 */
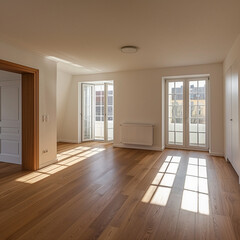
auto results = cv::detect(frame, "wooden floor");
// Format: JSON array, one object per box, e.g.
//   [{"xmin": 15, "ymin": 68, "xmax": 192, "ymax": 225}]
[{"xmin": 0, "ymin": 142, "xmax": 240, "ymax": 240}]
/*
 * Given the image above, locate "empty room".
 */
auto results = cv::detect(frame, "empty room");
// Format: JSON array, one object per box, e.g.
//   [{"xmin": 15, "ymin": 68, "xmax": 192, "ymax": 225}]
[{"xmin": 0, "ymin": 0, "xmax": 240, "ymax": 239}]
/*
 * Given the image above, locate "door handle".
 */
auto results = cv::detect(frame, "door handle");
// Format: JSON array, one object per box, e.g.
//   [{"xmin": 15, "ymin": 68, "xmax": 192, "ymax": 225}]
[{"xmin": 230, "ymin": 119, "xmax": 233, "ymax": 121}]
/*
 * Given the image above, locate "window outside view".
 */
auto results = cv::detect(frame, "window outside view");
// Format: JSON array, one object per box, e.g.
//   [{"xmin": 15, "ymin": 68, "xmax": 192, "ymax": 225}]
[{"xmin": 168, "ymin": 80, "xmax": 206, "ymax": 147}]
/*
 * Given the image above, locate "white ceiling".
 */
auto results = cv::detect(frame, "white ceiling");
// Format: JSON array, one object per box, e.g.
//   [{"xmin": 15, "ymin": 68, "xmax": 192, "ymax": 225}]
[{"xmin": 0, "ymin": 0, "xmax": 240, "ymax": 74}]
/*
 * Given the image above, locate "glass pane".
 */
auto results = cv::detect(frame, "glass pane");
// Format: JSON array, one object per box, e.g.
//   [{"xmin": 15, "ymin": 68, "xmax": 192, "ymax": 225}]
[
  {"xmin": 198, "ymin": 80, "xmax": 206, "ymax": 92},
  {"xmin": 107, "ymin": 84, "xmax": 114, "ymax": 141},
  {"xmin": 198, "ymin": 119, "xmax": 206, "ymax": 133},
  {"xmin": 95, "ymin": 85, "xmax": 104, "ymax": 140},
  {"xmin": 190, "ymin": 133, "xmax": 197, "ymax": 145},
  {"xmin": 190, "ymin": 106, "xmax": 198, "ymax": 118},
  {"xmin": 189, "ymin": 81, "xmax": 198, "ymax": 93},
  {"xmin": 199, "ymin": 133, "xmax": 206, "ymax": 145},
  {"xmin": 175, "ymin": 96, "xmax": 183, "ymax": 106},
  {"xmin": 198, "ymin": 106, "xmax": 205, "ymax": 118},
  {"xmin": 168, "ymin": 94, "xmax": 175, "ymax": 106},
  {"xmin": 83, "ymin": 85, "xmax": 93, "ymax": 140},
  {"xmin": 189, "ymin": 119, "xmax": 197, "ymax": 132},
  {"xmin": 168, "ymin": 118, "xmax": 175, "ymax": 131},
  {"xmin": 168, "ymin": 132, "xmax": 174, "ymax": 143},
  {"xmin": 174, "ymin": 105, "xmax": 183, "ymax": 118},
  {"xmin": 168, "ymin": 82, "xmax": 175, "ymax": 94},
  {"xmin": 168, "ymin": 106, "xmax": 173, "ymax": 118},
  {"xmin": 175, "ymin": 118, "xmax": 183, "ymax": 131},
  {"xmin": 175, "ymin": 82, "xmax": 183, "ymax": 94},
  {"xmin": 176, "ymin": 132, "xmax": 183, "ymax": 144}
]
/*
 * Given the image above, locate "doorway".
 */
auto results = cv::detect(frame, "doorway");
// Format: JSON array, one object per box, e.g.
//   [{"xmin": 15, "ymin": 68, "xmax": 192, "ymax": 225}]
[
  {"xmin": 0, "ymin": 70, "xmax": 22, "ymax": 165},
  {"xmin": 0, "ymin": 59, "xmax": 39, "ymax": 170},
  {"xmin": 165, "ymin": 77, "xmax": 208, "ymax": 150},
  {"xmin": 81, "ymin": 81, "xmax": 114, "ymax": 142}
]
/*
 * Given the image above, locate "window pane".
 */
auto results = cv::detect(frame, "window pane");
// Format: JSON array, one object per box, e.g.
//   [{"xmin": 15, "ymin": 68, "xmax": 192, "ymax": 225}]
[
  {"xmin": 189, "ymin": 119, "xmax": 197, "ymax": 132},
  {"xmin": 174, "ymin": 105, "xmax": 183, "ymax": 118},
  {"xmin": 168, "ymin": 82, "xmax": 175, "ymax": 94},
  {"xmin": 168, "ymin": 106, "xmax": 173, "ymax": 118},
  {"xmin": 198, "ymin": 106, "xmax": 205, "ymax": 118},
  {"xmin": 198, "ymin": 123, "xmax": 205, "ymax": 133},
  {"xmin": 189, "ymin": 81, "xmax": 198, "ymax": 93},
  {"xmin": 198, "ymin": 80, "xmax": 206, "ymax": 92},
  {"xmin": 190, "ymin": 106, "xmax": 198, "ymax": 118},
  {"xmin": 175, "ymin": 82, "xmax": 183, "ymax": 94},
  {"xmin": 199, "ymin": 133, "xmax": 206, "ymax": 145},
  {"xmin": 190, "ymin": 133, "xmax": 197, "ymax": 145},
  {"xmin": 168, "ymin": 94, "xmax": 175, "ymax": 105},
  {"xmin": 168, "ymin": 118, "xmax": 175, "ymax": 131},
  {"xmin": 176, "ymin": 132, "xmax": 183, "ymax": 144},
  {"xmin": 169, "ymin": 132, "xmax": 174, "ymax": 143},
  {"xmin": 175, "ymin": 118, "xmax": 183, "ymax": 131}
]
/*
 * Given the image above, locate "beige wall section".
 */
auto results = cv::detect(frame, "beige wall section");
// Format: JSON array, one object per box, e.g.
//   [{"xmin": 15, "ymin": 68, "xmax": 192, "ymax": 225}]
[
  {"xmin": 0, "ymin": 40, "xmax": 57, "ymax": 168},
  {"xmin": 73, "ymin": 63, "xmax": 224, "ymax": 155},
  {"xmin": 57, "ymin": 70, "xmax": 74, "ymax": 142}
]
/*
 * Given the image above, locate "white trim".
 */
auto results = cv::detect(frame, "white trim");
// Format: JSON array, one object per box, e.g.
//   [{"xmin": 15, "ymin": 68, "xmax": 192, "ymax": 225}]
[
  {"xmin": 166, "ymin": 145, "xmax": 208, "ymax": 152},
  {"xmin": 209, "ymin": 151, "xmax": 224, "ymax": 157},
  {"xmin": 113, "ymin": 143, "xmax": 163, "ymax": 151},
  {"xmin": 164, "ymin": 76, "xmax": 209, "ymax": 150},
  {"xmin": 39, "ymin": 159, "xmax": 58, "ymax": 169},
  {"xmin": 57, "ymin": 139, "xmax": 79, "ymax": 143},
  {"xmin": 163, "ymin": 74, "xmax": 210, "ymax": 80}
]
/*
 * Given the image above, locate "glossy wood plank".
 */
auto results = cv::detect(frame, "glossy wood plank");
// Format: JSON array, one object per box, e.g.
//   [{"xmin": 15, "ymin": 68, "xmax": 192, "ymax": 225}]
[{"xmin": 0, "ymin": 143, "xmax": 240, "ymax": 240}]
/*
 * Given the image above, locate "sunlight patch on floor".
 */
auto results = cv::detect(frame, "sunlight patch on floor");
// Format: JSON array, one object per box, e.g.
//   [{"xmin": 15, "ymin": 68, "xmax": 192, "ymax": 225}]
[
  {"xmin": 16, "ymin": 147, "xmax": 105, "ymax": 184},
  {"xmin": 181, "ymin": 157, "xmax": 209, "ymax": 215},
  {"xmin": 142, "ymin": 155, "xmax": 181, "ymax": 206}
]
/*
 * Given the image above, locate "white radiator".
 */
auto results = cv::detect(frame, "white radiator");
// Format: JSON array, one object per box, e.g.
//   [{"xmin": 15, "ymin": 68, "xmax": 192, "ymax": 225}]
[{"xmin": 120, "ymin": 123, "xmax": 154, "ymax": 146}]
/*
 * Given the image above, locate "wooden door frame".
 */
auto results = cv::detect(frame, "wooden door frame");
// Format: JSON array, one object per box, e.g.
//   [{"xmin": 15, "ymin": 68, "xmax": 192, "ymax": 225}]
[{"xmin": 0, "ymin": 59, "xmax": 39, "ymax": 170}]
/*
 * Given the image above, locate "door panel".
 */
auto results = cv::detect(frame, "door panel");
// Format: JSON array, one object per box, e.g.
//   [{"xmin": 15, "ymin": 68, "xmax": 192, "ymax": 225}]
[
  {"xmin": 231, "ymin": 62, "xmax": 239, "ymax": 168},
  {"xmin": 0, "ymin": 80, "xmax": 21, "ymax": 164},
  {"xmin": 95, "ymin": 84, "xmax": 104, "ymax": 140},
  {"xmin": 82, "ymin": 84, "xmax": 95, "ymax": 141},
  {"xmin": 106, "ymin": 84, "xmax": 114, "ymax": 141},
  {"xmin": 225, "ymin": 68, "xmax": 232, "ymax": 162},
  {"xmin": 188, "ymin": 80, "xmax": 207, "ymax": 147},
  {"xmin": 167, "ymin": 80, "xmax": 184, "ymax": 146},
  {"xmin": 166, "ymin": 78, "xmax": 208, "ymax": 149}
]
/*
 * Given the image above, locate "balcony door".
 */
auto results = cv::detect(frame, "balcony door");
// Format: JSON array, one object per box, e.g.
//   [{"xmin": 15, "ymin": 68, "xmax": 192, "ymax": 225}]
[
  {"xmin": 166, "ymin": 78, "xmax": 208, "ymax": 150},
  {"xmin": 82, "ymin": 82, "xmax": 114, "ymax": 142}
]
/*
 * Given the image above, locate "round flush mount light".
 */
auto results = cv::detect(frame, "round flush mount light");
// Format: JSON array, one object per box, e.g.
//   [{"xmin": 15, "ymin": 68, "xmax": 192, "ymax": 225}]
[{"xmin": 121, "ymin": 45, "xmax": 139, "ymax": 53}]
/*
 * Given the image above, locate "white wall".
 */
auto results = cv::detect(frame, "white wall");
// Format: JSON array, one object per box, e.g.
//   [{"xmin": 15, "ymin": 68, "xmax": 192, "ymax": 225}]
[
  {"xmin": 0, "ymin": 40, "xmax": 57, "ymax": 168},
  {"xmin": 72, "ymin": 63, "xmax": 224, "ymax": 155},
  {"xmin": 56, "ymin": 70, "xmax": 74, "ymax": 142},
  {"xmin": 223, "ymin": 34, "xmax": 240, "ymax": 178}
]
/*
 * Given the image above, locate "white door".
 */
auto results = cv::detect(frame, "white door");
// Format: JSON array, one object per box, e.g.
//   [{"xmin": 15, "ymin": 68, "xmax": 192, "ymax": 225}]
[
  {"xmin": 225, "ymin": 68, "xmax": 232, "ymax": 162},
  {"xmin": 105, "ymin": 83, "xmax": 114, "ymax": 142},
  {"xmin": 0, "ymin": 79, "xmax": 22, "ymax": 164},
  {"xmin": 82, "ymin": 83, "xmax": 95, "ymax": 141},
  {"xmin": 166, "ymin": 78, "xmax": 208, "ymax": 150},
  {"xmin": 225, "ymin": 61, "xmax": 239, "ymax": 170}
]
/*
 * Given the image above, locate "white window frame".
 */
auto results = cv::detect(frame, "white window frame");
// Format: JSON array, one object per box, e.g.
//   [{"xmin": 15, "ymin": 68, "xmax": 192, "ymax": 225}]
[{"xmin": 165, "ymin": 77, "xmax": 209, "ymax": 151}]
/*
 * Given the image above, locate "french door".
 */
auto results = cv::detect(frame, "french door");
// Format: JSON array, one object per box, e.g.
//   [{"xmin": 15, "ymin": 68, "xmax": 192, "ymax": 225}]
[
  {"xmin": 82, "ymin": 83, "xmax": 95, "ymax": 141},
  {"xmin": 166, "ymin": 78, "xmax": 208, "ymax": 150},
  {"xmin": 82, "ymin": 83, "xmax": 114, "ymax": 142}
]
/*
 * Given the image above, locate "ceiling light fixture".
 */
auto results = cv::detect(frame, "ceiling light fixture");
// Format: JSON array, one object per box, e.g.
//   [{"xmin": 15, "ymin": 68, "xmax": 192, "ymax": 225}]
[
  {"xmin": 46, "ymin": 56, "xmax": 83, "ymax": 68},
  {"xmin": 121, "ymin": 45, "xmax": 138, "ymax": 53}
]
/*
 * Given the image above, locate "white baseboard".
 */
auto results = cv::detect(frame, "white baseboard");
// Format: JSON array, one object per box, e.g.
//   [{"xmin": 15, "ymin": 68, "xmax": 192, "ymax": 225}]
[
  {"xmin": 57, "ymin": 139, "xmax": 79, "ymax": 144},
  {"xmin": 113, "ymin": 143, "xmax": 163, "ymax": 151},
  {"xmin": 209, "ymin": 151, "xmax": 224, "ymax": 157},
  {"xmin": 39, "ymin": 159, "xmax": 58, "ymax": 169}
]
